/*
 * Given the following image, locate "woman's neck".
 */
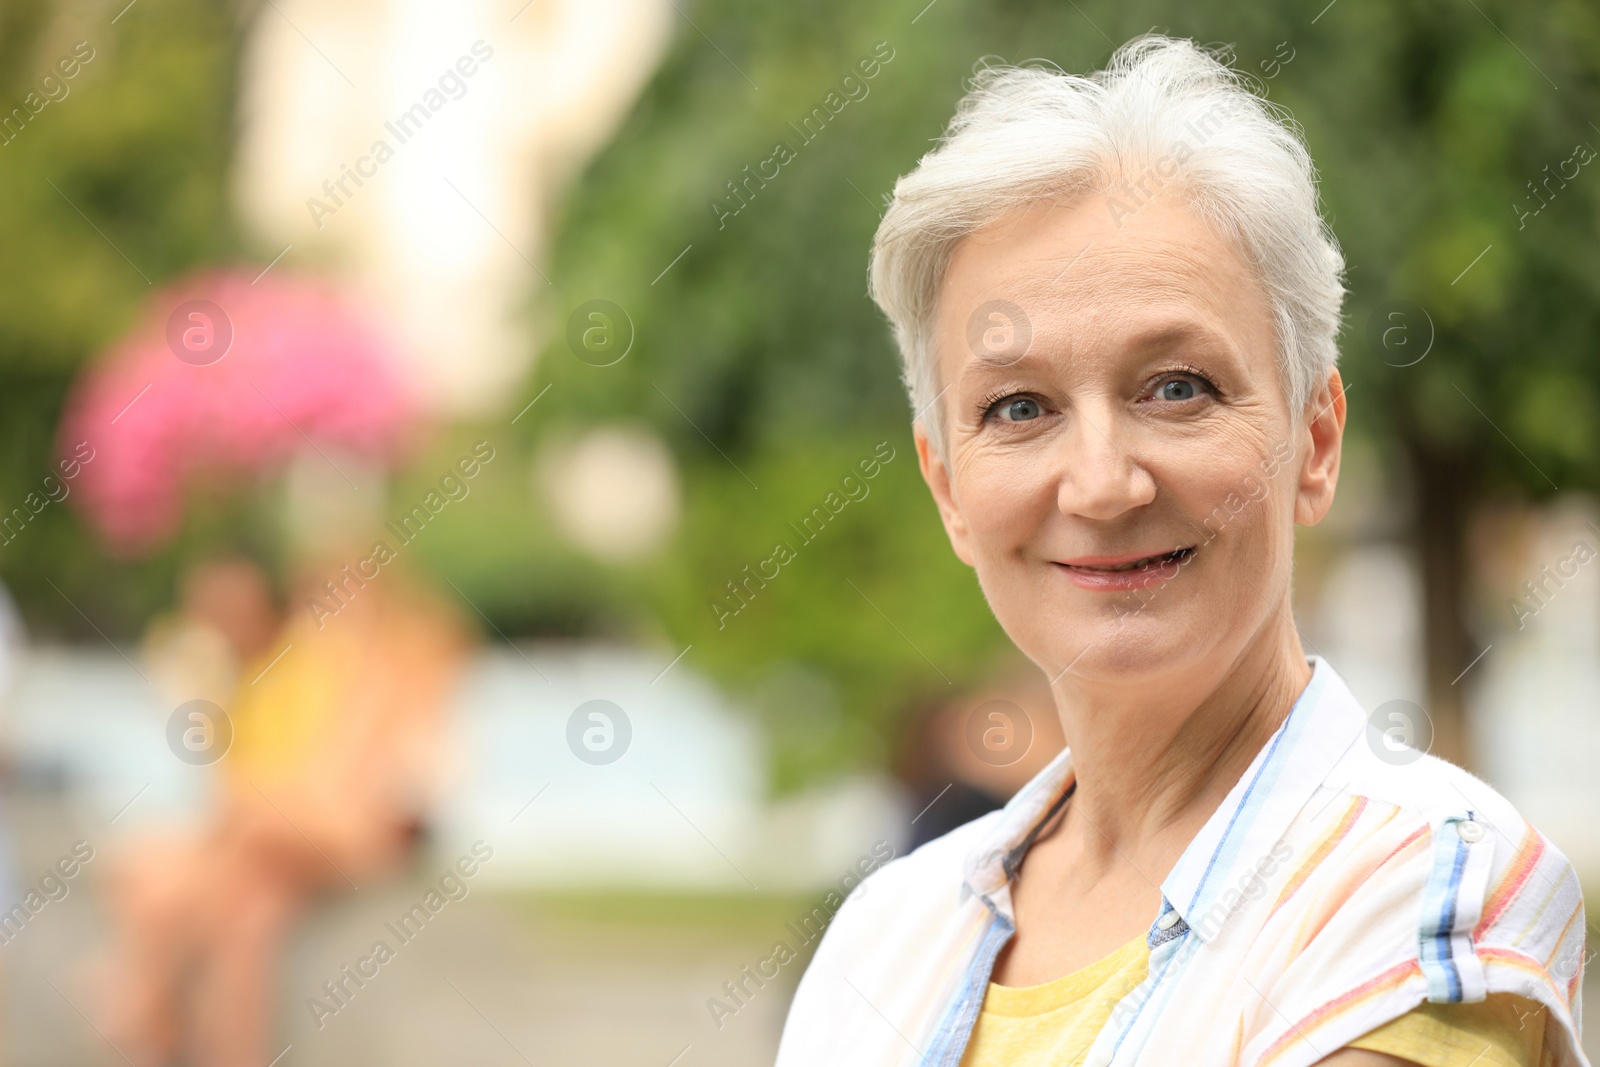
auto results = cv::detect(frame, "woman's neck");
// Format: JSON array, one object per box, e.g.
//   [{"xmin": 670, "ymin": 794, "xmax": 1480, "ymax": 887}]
[{"xmin": 1046, "ymin": 615, "xmax": 1314, "ymax": 875}]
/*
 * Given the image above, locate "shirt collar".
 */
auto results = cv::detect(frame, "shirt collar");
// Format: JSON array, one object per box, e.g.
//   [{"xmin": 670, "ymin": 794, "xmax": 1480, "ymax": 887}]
[
  {"xmin": 1161, "ymin": 655, "xmax": 1364, "ymax": 942},
  {"xmin": 959, "ymin": 656, "xmax": 1365, "ymax": 944},
  {"xmin": 961, "ymin": 743, "xmax": 1075, "ymax": 903}
]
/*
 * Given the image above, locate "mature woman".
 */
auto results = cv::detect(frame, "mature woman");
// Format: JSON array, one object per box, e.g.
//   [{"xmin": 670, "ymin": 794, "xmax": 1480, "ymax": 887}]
[{"xmin": 775, "ymin": 36, "xmax": 1587, "ymax": 1067}]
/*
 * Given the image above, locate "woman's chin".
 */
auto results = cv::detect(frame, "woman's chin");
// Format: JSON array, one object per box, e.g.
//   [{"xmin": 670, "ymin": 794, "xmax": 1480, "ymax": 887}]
[{"xmin": 1034, "ymin": 607, "xmax": 1207, "ymax": 683}]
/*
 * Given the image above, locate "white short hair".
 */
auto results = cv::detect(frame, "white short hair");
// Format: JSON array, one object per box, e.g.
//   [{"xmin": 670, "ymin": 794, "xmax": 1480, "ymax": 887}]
[{"xmin": 868, "ymin": 34, "xmax": 1346, "ymax": 456}]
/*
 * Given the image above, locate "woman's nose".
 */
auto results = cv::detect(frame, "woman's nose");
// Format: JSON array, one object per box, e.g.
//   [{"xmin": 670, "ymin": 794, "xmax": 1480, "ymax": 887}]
[{"xmin": 1054, "ymin": 410, "xmax": 1157, "ymax": 521}]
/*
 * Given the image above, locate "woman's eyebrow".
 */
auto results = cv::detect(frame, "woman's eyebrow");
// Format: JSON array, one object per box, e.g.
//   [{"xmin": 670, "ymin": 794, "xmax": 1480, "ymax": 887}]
[
  {"xmin": 957, "ymin": 349, "xmax": 1048, "ymax": 383},
  {"xmin": 1121, "ymin": 318, "xmax": 1232, "ymax": 354},
  {"xmin": 950, "ymin": 313, "xmax": 1235, "ymax": 389}
]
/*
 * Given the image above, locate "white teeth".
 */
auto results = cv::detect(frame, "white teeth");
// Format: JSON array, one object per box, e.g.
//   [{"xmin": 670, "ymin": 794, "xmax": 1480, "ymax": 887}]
[{"xmin": 1088, "ymin": 548, "xmax": 1189, "ymax": 572}]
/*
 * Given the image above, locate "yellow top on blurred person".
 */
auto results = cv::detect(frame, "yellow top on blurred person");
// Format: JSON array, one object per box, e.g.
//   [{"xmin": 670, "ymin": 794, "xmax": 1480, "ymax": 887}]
[{"xmin": 225, "ymin": 561, "xmax": 466, "ymax": 843}]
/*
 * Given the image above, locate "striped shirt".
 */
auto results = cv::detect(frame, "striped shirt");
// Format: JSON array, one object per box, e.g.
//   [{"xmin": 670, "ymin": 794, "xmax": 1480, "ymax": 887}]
[{"xmin": 774, "ymin": 656, "xmax": 1589, "ymax": 1066}]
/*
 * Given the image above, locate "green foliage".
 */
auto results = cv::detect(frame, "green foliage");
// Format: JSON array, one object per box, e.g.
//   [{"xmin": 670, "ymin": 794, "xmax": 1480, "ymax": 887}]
[
  {"xmin": 0, "ymin": 0, "xmax": 249, "ymax": 638},
  {"xmin": 503, "ymin": 0, "xmax": 1600, "ymax": 788},
  {"xmin": 4, "ymin": 0, "xmax": 1597, "ymax": 786},
  {"xmin": 1301, "ymin": 0, "xmax": 1600, "ymax": 492}
]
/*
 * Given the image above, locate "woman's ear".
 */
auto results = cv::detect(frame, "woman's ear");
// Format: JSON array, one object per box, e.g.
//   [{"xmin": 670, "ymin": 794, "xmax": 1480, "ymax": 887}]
[
  {"xmin": 914, "ymin": 421, "xmax": 976, "ymax": 567},
  {"xmin": 1294, "ymin": 368, "xmax": 1346, "ymax": 527}
]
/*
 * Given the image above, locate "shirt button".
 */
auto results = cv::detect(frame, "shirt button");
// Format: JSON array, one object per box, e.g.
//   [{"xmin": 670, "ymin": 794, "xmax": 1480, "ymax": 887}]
[
  {"xmin": 1458, "ymin": 820, "xmax": 1485, "ymax": 843},
  {"xmin": 1157, "ymin": 910, "xmax": 1181, "ymax": 930},
  {"xmin": 1085, "ymin": 1049, "xmax": 1113, "ymax": 1067}
]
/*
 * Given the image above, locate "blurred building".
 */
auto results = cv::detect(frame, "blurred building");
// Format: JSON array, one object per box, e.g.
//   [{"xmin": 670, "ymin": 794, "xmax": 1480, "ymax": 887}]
[{"xmin": 232, "ymin": 0, "xmax": 674, "ymax": 414}]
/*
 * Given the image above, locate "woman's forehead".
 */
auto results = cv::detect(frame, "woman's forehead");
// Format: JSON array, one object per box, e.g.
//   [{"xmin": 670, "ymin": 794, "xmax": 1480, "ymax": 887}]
[
  {"xmin": 944, "ymin": 194, "xmax": 1249, "ymax": 306},
  {"xmin": 934, "ymin": 193, "xmax": 1271, "ymax": 379}
]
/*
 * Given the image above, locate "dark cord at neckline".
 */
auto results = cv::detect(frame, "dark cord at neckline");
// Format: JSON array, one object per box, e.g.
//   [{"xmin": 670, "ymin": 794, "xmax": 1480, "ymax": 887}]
[{"xmin": 1001, "ymin": 777, "xmax": 1076, "ymax": 882}]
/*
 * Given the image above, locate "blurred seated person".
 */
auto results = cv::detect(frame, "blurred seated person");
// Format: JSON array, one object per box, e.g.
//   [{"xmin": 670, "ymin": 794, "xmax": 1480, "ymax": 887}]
[
  {"xmin": 143, "ymin": 556, "xmax": 280, "ymax": 711},
  {"xmin": 898, "ymin": 655, "xmax": 1065, "ymax": 850},
  {"xmin": 102, "ymin": 553, "xmax": 467, "ymax": 1067}
]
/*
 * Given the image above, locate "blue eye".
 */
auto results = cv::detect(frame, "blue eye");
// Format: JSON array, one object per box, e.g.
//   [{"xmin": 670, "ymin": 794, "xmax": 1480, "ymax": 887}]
[
  {"xmin": 999, "ymin": 397, "xmax": 1042, "ymax": 421},
  {"xmin": 1157, "ymin": 379, "xmax": 1198, "ymax": 401}
]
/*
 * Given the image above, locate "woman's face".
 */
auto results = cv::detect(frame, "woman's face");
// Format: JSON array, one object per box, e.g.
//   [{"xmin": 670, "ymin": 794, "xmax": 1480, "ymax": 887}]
[{"xmin": 917, "ymin": 190, "xmax": 1343, "ymax": 687}]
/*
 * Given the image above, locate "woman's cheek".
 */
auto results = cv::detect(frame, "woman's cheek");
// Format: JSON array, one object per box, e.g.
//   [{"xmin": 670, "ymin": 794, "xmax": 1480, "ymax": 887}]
[{"xmin": 960, "ymin": 452, "xmax": 1036, "ymax": 513}]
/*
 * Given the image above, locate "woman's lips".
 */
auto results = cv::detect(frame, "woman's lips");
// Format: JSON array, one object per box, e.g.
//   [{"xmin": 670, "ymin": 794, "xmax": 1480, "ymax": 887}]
[{"xmin": 1053, "ymin": 546, "xmax": 1196, "ymax": 591}]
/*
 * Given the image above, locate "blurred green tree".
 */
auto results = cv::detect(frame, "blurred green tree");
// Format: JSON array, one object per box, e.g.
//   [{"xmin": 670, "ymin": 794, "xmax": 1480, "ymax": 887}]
[
  {"xmin": 0, "ymin": 0, "xmax": 255, "ymax": 636},
  {"xmin": 516, "ymin": 0, "xmax": 1600, "ymax": 781},
  {"xmin": 0, "ymin": 0, "xmax": 1594, "ymax": 786},
  {"xmin": 1279, "ymin": 0, "xmax": 1600, "ymax": 764}
]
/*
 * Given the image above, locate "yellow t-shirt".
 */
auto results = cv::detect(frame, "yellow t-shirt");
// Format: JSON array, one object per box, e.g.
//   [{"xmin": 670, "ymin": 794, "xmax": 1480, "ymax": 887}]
[
  {"xmin": 224, "ymin": 617, "xmax": 351, "ymax": 789},
  {"xmin": 959, "ymin": 934, "xmax": 1149, "ymax": 1066},
  {"xmin": 960, "ymin": 934, "xmax": 1546, "ymax": 1067}
]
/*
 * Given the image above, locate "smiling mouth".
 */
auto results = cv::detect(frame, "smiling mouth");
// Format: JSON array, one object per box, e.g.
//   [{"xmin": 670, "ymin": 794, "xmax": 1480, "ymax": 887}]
[{"xmin": 1059, "ymin": 546, "xmax": 1196, "ymax": 572}]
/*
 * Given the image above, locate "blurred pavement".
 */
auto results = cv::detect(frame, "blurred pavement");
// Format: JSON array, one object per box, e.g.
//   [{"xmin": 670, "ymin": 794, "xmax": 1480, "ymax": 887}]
[{"xmin": 3, "ymin": 783, "xmax": 793, "ymax": 1066}]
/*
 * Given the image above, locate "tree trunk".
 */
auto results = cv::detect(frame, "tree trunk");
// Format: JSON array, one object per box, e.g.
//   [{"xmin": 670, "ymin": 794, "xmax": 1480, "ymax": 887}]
[{"xmin": 1405, "ymin": 438, "xmax": 1481, "ymax": 770}]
